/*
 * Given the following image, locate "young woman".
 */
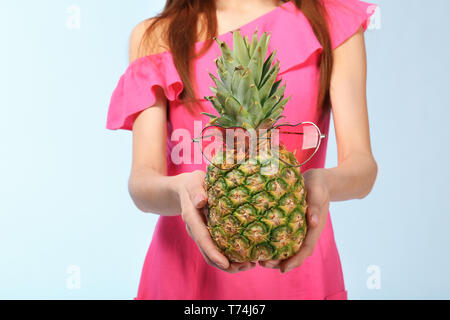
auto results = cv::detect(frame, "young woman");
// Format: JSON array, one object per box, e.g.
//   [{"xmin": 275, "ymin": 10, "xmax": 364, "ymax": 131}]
[{"xmin": 107, "ymin": 0, "xmax": 378, "ymax": 300}]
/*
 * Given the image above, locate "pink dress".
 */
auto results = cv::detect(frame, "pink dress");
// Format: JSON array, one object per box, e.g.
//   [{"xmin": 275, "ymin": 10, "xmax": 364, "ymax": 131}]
[{"xmin": 107, "ymin": 0, "xmax": 376, "ymax": 300}]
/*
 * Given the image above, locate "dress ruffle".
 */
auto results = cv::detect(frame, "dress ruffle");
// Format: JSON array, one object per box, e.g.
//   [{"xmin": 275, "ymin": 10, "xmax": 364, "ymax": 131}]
[
  {"xmin": 106, "ymin": 51, "xmax": 183, "ymax": 130},
  {"xmin": 323, "ymin": 0, "xmax": 377, "ymax": 49}
]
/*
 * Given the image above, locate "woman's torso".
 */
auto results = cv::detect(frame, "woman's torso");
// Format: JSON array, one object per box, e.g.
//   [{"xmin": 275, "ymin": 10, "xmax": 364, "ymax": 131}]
[
  {"xmin": 107, "ymin": 0, "xmax": 376, "ymax": 300},
  {"xmin": 140, "ymin": 2, "xmax": 343, "ymax": 300}
]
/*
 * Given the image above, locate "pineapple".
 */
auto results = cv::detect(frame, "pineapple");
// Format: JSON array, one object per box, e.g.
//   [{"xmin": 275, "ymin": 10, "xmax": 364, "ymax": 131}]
[{"xmin": 203, "ymin": 30, "xmax": 307, "ymax": 262}]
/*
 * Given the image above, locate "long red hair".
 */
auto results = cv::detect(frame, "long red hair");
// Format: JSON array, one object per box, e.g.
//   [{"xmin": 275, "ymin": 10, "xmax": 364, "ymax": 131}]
[{"xmin": 140, "ymin": 0, "xmax": 332, "ymax": 112}]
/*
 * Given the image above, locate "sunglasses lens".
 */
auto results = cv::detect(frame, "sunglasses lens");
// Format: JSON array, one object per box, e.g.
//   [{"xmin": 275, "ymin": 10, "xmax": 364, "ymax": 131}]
[
  {"xmin": 200, "ymin": 127, "xmax": 251, "ymax": 169},
  {"xmin": 272, "ymin": 123, "xmax": 321, "ymax": 166}
]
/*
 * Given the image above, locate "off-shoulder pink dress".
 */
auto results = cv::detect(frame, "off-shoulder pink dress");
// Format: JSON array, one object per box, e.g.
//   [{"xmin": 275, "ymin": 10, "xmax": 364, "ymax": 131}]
[{"xmin": 107, "ymin": 0, "xmax": 376, "ymax": 300}]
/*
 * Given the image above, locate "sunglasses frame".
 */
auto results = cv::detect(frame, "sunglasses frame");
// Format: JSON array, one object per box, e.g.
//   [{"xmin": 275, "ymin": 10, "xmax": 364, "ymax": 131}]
[{"xmin": 192, "ymin": 121, "xmax": 327, "ymax": 169}]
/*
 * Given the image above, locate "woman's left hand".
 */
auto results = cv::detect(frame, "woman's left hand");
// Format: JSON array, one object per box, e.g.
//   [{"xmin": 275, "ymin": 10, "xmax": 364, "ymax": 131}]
[{"xmin": 260, "ymin": 168, "xmax": 330, "ymax": 273}]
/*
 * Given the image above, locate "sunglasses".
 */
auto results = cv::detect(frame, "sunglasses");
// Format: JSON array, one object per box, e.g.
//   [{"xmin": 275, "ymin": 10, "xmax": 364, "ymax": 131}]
[{"xmin": 192, "ymin": 122, "xmax": 326, "ymax": 170}]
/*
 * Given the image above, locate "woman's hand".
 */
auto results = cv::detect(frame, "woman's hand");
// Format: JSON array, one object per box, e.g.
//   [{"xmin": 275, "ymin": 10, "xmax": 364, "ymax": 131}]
[
  {"xmin": 177, "ymin": 170, "xmax": 256, "ymax": 273},
  {"xmin": 260, "ymin": 168, "xmax": 330, "ymax": 273}
]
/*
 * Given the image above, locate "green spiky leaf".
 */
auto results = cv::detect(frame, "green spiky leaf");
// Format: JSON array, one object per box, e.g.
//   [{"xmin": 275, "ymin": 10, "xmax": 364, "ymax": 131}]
[{"xmin": 205, "ymin": 30, "xmax": 289, "ymax": 129}]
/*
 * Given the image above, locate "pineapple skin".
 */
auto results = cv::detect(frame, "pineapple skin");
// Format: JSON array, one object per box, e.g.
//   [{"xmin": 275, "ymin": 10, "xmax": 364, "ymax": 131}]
[
  {"xmin": 206, "ymin": 148, "xmax": 307, "ymax": 263},
  {"xmin": 204, "ymin": 30, "xmax": 307, "ymax": 262}
]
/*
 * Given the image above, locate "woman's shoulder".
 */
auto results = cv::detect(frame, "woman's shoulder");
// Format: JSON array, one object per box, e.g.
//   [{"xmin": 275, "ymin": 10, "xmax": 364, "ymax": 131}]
[
  {"xmin": 107, "ymin": 18, "xmax": 183, "ymax": 131},
  {"xmin": 129, "ymin": 18, "xmax": 170, "ymax": 63}
]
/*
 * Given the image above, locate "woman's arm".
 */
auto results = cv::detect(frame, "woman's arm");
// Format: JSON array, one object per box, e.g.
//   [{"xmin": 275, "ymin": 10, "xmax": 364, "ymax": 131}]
[
  {"xmin": 128, "ymin": 88, "xmax": 180, "ymax": 215},
  {"xmin": 127, "ymin": 21, "xmax": 182, "ymax": 215},
  {"xmin": 325, "ymin": 27, "xmax": 378, "ymax": 201},
  {"xmin": 263, "ymin": 29, "xmax": 378, "ymax": 273}
]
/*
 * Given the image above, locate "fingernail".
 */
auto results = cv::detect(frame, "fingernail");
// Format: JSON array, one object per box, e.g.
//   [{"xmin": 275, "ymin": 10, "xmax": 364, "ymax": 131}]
[
  {"xmin": 311, "ymin": 215, "xmax": 319, "ymax": 226},
  {"xmin": 194, "ymin": 194, "xmax": 205, "ymax": 206}
]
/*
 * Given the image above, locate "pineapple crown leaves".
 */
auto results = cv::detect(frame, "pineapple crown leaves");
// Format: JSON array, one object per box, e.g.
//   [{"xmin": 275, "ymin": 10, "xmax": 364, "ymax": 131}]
[{"xmin": 203, "ymin": 30, "xmax": 290, "ymax": 129}]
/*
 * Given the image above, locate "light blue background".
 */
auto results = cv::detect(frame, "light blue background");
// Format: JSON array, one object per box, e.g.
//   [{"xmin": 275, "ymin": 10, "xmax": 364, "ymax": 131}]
[{"xmin": 0, "ymin": 0, "xmax": 449, "ymax": 299}]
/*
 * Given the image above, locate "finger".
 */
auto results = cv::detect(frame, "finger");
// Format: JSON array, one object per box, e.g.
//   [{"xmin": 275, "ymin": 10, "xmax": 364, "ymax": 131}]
[
  {"xmin": 305, "ymin": 184, "xmax": 329, "ymax": 228},
  {"xmin": 259, "ymin": 260, "xmax": 281, "ymax": 269},
  {"xmin": 279, "ymin": 245, "xmax": 311, "ymax": 274},
  {"xmin": 190, "ymin": 189, "xmax": 207, "ymax": 209},
  {"xmin": 306, "ymin": 201, "xmax": 327, "ymax": 228},
  {"xmin": 193, "ymin": 193, "xmax": 208, "ymax": 209},
  {"xmin": 308, "ymin": 210, "xmax": 319, "ymax": 228},
  {"xmin": 197, "ymin": 247, "xmax": 254, "ymax": 273},
  {"xmin": 237, "ymin": 262, "xmax": 256, "ymax": 272},
  {"xmin": 279, "ymin": 225, "xmax": 321, "ymax": 273},
  {"xmin": 183, "ymin": 204, "xmax": 229, "ymax": 269},
  {"xmin": 201, "ymin": 207, "xmax": 209, "ymax": 219},
  {"xmin": 223, "ymin": 262, "xmax": 256, "ymax": 274},
  {"xmin": 189, "ymin": 172, "xmax": 208, "ymax": 209},
  {"xmin": 197, "ymin": 246, "xmax": 224, "ymax": 269}
]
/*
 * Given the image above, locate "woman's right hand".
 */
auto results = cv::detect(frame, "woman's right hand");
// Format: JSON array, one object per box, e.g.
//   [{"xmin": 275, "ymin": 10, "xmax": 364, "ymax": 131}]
[{"xmin": 176, "ymin": 170, "xmax": 256, "ymax": 273}]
